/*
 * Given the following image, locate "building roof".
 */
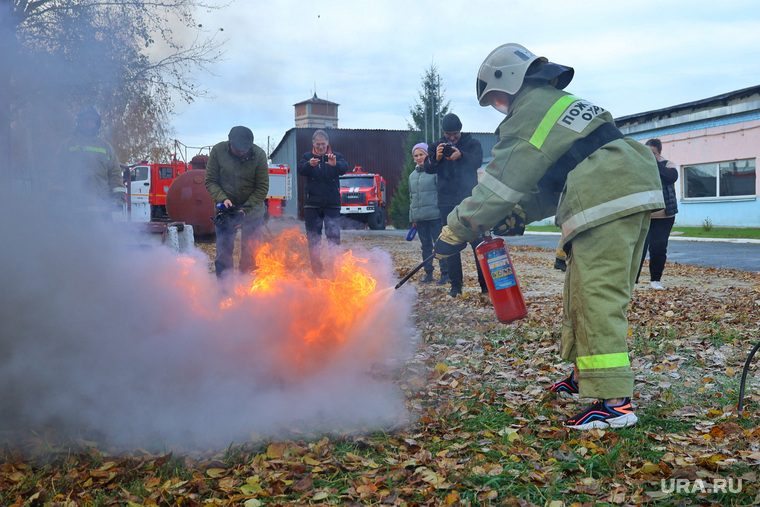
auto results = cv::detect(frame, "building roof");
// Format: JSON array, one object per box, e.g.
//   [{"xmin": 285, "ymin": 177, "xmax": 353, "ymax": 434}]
[
  {"xmin": 616, "ymin": 85, "xmax": 760, "ymax": 126},
  {"xmin": 293, "ymin": 93, "xmax": 340, "ymax": 107}
]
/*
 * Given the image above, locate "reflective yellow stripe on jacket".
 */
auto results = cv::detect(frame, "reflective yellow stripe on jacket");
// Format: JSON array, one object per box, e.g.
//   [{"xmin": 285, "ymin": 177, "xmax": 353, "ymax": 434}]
[
  {"xmin": 528, "ymin": 95, "xmax": 579, "ymax": 149},
  {"xmin": 69, "ymin": 145, "xmax": 108, "ymax": 156},
  {"xmin": 560, "ymin": 190, "xmax": 665, "ymax": 239}
]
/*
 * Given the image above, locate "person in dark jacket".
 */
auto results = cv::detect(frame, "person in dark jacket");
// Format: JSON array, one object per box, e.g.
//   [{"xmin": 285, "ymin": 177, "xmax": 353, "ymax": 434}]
[
  {"xmin": 205, "ymin": 126, "xmax": 269, "ymax": 280},
  {"xmin": 637, "ymin": 138, "xmax": 679, "ymax": 290},
  {"xmin": 297, "ymin": 130, "xmax": 349, "ymax": 276},
  {"xmin": 424, "ymin": 113, "xmax": 486, "ymax": 297}
]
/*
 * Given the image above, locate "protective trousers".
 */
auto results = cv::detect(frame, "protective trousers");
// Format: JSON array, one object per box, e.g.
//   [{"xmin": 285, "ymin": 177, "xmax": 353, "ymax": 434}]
[{"xmin": 560, "ymin": 211, "xmax": 650, "ymax": 399}]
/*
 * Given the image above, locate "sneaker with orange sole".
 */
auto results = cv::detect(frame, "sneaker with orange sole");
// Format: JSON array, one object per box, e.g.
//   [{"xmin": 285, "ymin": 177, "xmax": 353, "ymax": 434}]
[
  {"xmin": 564, "ymin": 398, "xmax": 638, "ymax": 430},
  {"xmin": 547, "ymin": 372, "xmax": 579, "ymax": 397}
]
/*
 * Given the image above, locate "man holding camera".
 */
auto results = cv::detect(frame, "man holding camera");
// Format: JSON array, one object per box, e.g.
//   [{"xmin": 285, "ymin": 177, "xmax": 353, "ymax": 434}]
[
  {"xmin": 205, "ymin": 126, "xmax": 269, "ymax": 280},
  {"xmin": 424, "ymin": 113, "xmax": 487, "ymax": 297},
  {"xmin": 297, "ymin": 129, "xmax": 349, "ymax": 276}
]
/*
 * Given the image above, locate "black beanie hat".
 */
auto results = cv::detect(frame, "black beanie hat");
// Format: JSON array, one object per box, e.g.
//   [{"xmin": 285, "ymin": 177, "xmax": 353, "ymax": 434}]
[{"xmin": 441, "ymin": 113, "xmax": 462, "ymax": 132}]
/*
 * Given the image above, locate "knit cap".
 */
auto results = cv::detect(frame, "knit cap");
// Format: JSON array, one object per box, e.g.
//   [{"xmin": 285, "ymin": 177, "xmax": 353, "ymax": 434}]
[
  {"xmin": 441, "ymin": 113, "xmax": 462, "ymax": 132},
  {"xmin": 412, "ymin": 142, "xmax": 428, "ymax": 155}
]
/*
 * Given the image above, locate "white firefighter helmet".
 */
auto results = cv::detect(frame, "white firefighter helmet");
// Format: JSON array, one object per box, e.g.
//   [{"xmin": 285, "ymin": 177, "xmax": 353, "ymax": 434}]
[{"xmin": 476, "ymin": 43, "xmax": 547, "ymax": 106}]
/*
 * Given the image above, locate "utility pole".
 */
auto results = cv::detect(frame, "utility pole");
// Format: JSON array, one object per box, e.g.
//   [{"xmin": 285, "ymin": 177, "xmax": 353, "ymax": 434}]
[
  {"xmin": 436, "ymin": 74, "xmax": 441, "ymax": 135},
  {"xmin": 431, "ymin": 86, "xmax": 435, "ymax": 144},
  {"xmin": 424, "ymin": 107, "xmax": 428, "ymax": 145}
]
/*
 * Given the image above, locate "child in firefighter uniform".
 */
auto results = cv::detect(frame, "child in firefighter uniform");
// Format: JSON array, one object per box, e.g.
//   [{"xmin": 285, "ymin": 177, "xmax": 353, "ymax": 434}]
[{"xmin": 434, "ymin": 43, "xmax": 664, "ymax": 430}]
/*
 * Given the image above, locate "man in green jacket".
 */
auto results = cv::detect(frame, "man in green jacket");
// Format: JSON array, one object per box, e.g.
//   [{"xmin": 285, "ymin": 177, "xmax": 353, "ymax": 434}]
[
  {"xmin": 205, "ymin": 126, "xmax": 269, "ymax": 280},
  {"xmin": 435, "ymin": 43, "xmax": 664, "ymax": 430}
]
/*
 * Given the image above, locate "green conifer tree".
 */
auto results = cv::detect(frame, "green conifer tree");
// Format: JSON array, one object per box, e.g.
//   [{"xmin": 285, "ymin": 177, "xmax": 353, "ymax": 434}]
[{"xmin": 389, "ymin": 64, "xmax": 449, "ymax": 229}]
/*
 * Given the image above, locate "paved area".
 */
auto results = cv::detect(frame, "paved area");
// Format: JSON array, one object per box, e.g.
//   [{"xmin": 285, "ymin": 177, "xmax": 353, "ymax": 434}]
[
  {"xmin": 346, "ymin": 229, "xmax": 760, "ymax": 273},
  {"xmin": 502, "ymin": 232, "xmax": 760, "ymax": 273}
]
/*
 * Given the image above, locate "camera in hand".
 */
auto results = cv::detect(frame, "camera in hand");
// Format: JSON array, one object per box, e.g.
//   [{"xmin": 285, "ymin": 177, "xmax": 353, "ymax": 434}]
[{"xmin": 442, "ymin": 142, "xmax": 456, "ymax": 157}]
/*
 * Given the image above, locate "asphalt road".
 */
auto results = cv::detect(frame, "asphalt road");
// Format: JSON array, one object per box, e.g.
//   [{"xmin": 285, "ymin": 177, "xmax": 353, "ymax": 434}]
[
  {"xmin": 352, "ymin": 229, "xmax": 760, "ymax": 273},
  {"xmin": 503, "ymin": 232, "xmax": 760, "ymax": 273}
]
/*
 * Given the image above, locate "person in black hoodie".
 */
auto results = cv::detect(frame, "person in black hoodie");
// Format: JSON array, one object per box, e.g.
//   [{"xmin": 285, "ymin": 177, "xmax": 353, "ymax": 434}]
[
  {"xmin": 297, "ymin": 129, "xmax": 349, "ymax": 276},
  {"xmin": 424, "ymin": 113, "xmax": 486, "ymax": 297},
  {"xmin": 636, "ymin": 138, "xmax": 679, "ymax": 290}
]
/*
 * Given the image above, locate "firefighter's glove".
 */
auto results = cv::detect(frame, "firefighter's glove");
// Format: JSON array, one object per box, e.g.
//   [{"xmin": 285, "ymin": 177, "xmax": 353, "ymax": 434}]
[
  {"xmin": 493, "ymin": 204, "xmax": 526, "ymax": 237},
  {"xmin": 434, "ymin": 226, "xmax": 467, "ymax": 259}
]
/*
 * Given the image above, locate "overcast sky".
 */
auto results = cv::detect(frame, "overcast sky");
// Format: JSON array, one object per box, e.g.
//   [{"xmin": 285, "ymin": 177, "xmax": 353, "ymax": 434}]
[{"xmin": 170, "ymin": 0, "xmax": 760, "ymax": 157}]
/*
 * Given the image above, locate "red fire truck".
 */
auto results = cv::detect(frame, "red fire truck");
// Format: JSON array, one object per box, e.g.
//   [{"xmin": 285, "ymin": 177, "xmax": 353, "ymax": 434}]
[
  {"xmin": 125, "ymin": 157, "xmax": 189, "ymax": 222},
  {"xmin": 265, "ymin": 164, "xmax": 292, "ymax": 218},
  {"xmin": 126, "ymin": 158, "xmax": 292, "ymax": 231},
  {"xmin": 339, "ymin": 166, "xmax": 387, "ymax": 230}
]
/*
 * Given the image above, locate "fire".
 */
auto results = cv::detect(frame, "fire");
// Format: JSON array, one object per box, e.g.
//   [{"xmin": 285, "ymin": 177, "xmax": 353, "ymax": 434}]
[
  {"xmin": 215, "ymin": 227, "xmax": 385, "ymax": 379},
  {"xmin": 243, "ymin": 228, "xmax": 311, "ymax": 294}
]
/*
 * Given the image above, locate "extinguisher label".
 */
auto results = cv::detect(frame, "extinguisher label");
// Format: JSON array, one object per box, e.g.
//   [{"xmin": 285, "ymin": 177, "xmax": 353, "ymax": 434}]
[{"xmin": 486, "ymin": 247, "xmax": 517, "ymax": 290}]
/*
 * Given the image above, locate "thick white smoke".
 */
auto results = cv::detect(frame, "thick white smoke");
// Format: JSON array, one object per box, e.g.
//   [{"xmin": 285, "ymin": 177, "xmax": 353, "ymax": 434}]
[
  {"xmin": 1, "ymin": 3, "xmax": 418, "ymax": 452},
  {"xmin": 0, "ymin": 206, "xmax": 417, "ymax": 451}
]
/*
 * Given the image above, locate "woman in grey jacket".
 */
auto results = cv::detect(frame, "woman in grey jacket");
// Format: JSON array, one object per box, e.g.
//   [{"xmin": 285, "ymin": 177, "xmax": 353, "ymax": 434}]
[{"xmin": 409, "ymin": 143, "xmax": 448, "ymax": 284}]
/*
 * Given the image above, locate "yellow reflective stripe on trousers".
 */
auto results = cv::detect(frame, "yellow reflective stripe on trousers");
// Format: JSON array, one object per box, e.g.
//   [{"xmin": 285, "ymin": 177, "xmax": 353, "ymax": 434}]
[
  {"xmin": 577, "ymin": 352, "xmax": 630, "ymax": 370},
  {"xmin": 528, "ymin": 95, "xmax": 579, "ymax": 149}
]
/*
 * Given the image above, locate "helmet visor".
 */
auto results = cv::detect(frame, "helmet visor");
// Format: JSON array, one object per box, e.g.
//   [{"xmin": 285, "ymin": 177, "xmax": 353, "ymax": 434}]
[{"xmin": 477, "ymin": 78, "xmax": 497, "ymax": 106}]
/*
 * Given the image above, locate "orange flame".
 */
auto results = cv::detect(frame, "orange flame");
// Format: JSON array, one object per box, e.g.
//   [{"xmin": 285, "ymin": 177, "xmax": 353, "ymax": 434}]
[{"xmin": 216, "ymin": 227, "xmax": 383, "ymax": 378}]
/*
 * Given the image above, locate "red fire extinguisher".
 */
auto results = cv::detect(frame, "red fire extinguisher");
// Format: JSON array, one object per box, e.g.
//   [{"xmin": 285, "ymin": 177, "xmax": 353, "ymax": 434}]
[{"xmin": 476, "ymin": 235, "xmax": 527, "ymax": 324}]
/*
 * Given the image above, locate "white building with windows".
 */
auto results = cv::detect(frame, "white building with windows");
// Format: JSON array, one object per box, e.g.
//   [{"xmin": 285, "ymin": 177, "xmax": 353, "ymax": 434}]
[{"xmin": 616, "ymin": 85, "xmax": 760, "ymax": 228}]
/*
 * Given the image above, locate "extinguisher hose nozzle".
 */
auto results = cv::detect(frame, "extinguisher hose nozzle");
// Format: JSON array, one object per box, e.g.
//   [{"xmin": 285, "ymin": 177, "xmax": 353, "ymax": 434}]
[{"xmin": 394, "ymin": 254, "xmax": 436, "ymax": 290}]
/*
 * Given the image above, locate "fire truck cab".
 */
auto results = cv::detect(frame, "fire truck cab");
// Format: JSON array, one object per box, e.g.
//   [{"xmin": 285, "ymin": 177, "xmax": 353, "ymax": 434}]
[
  {"xmin": 339, "ymin": 166, "xmax": 387, "ymax": 230},
  {"xmin": 126, "ymin": 158, "xmax": 189, "ymax": 222}
]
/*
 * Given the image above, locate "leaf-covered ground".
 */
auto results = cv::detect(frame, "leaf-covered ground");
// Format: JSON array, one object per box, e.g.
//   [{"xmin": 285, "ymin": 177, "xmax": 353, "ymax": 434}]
[{"xmin": 3, "ymin": 227, "xmax": 760, "ymax": 506}]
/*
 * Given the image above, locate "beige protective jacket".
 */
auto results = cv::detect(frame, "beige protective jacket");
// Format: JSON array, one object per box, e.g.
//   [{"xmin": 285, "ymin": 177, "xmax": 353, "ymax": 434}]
[
  {"xmin": 58, "ymin": 133, "xmax": 124, "ymax": 203},
  {"xmin": 448, "ymin": 84, "xmax": 664, "ymax": 248}
]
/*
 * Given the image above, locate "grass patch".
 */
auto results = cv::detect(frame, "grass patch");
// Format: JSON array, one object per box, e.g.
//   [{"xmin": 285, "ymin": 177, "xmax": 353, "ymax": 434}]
[
  {"xmin": 671, "ymin": 226, "xmax": 760, "ymax": 240},
  {"xmin": 526, "ymin": 224, "xmax": 760, "ymax": 240},
  {"xmin": 525, "ymin": 225, "xmax": 562, "ymax": 233}
]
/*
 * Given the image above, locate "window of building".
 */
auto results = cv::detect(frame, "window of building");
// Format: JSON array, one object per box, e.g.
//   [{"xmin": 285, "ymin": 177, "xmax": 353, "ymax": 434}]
[{"xmin": 683, "ymin": 158, "xmax": 756, "ymax": 199}]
